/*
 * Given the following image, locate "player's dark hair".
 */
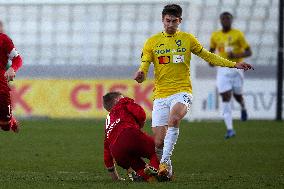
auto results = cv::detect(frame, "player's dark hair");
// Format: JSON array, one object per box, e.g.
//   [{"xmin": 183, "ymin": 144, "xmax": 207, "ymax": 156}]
[
  {"xmin": 220, "ymin": 12, "xmax": 233, "ymax": 19},
  {"xmin": 103, "ymin": 91, "xmax": 122, "ymax": 111},
  {"xmin": 162, "ymin": 4, "xmax": 182, "ymax": 18}
]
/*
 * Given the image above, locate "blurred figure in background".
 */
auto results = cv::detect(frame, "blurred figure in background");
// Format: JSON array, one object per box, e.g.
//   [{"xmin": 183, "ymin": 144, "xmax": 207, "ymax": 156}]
[
  {"xmin": 209, "ymin": 12, "xmax": 252, "ymax": 139},
  {"xmin": 0, "ymin": 20, "xmax": 23, "ymax": 132}
]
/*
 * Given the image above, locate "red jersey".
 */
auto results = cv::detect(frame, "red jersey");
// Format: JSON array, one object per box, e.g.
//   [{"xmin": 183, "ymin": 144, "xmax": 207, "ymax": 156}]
[
  {"xmin": 104, "ymin": 97, "xmax": 146, "ymax": 168},
  {"xmin": 0, "ymin": 33, "xmax": 22, "ymax": 93}
]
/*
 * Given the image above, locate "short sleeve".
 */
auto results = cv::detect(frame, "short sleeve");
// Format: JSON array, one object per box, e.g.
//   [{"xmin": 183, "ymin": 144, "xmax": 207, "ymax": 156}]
[
  {"xmin": 210, "ymin": 33, "xmax": 217, "ymax": 49},
  {"xmin": 238, "ymin": 31, "xmax": 250, "ymax": 49}
]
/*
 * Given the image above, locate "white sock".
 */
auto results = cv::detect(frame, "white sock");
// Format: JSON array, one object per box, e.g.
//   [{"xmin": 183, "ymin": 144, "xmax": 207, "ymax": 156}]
[
  {"xmin": 167, "ymin": 159, "xmax": 173, "ymax": 177},
  {"xmin": 160, "ymin": 127, "xmax": 179, "ymax": 164},
  {"xmin": 222, "ymin": 102, "xmax": 233, "ymax": 130},
  {"xmin": 155, "ymin": 147, "xmax": 163, "ymax": 161}
]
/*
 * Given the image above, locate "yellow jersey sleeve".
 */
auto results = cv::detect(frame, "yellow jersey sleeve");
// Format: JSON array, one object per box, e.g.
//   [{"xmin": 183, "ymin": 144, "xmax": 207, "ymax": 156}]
[
  {"xmin": 189, "ymin": 34, "xmax": 203, "ymax": 55},
  {"xmin": 210, "ymin": 32, "xmax": 217, "ymax": 49},
  {"xmin": 139, "ymin": 39, "xmax": 153, "ymax": 78},
  {"xmin": 189, "ymin": 34, "xmax": 236, "ymax": 67},
  {"xmin": 198, "ymin": 48, "xmax": 236, "ymax": 68},
  {"xmin": 238, "ymin": 31, "xmax": 250, "ymax": 49}
]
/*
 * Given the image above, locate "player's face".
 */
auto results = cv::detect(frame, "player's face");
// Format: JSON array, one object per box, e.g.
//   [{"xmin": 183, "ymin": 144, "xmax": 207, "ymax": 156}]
[
  {"xmin": 220, "ymin": 15, "xmax": 232, "ymax": 30},
  {"xmin": 162, "ymin": 14, "xmax": 181, "ymax": 34}
]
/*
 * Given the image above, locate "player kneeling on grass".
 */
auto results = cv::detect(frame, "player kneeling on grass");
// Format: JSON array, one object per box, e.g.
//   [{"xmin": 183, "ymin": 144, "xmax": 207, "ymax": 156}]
[{"xmin": 103, "ymin": 92, "xmax": 160, "ymax": 182}]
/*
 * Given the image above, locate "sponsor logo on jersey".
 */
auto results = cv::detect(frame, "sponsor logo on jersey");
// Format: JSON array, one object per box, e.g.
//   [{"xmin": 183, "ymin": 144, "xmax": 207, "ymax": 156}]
[
  {"xmin": 175, "ymin": 40, "xmax": 182, "ymax": 47},
  {"xmin": 158, "ymin": 56, "xmax": 170, "ymax": 64},
  {"xmin": 155, "ymin": 48, "xmax": 186, "ymax": 55},
  {"xmin": 173, "ymin": 55, "xmax": 184, "ymax": 63}
]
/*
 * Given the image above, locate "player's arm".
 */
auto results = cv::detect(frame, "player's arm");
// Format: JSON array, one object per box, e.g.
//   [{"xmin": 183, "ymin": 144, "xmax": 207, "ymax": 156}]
[
  {"xmin": 134, "ymin": 39, "xmax": 153, "ymax": 83},
  {"xmin": 104, "ymin": 142, "xmax": 124, "ymax": 181},
  {"xmin": 208, "ymin": 48, "xmax": 216, "ymax": 67},
  {"xmin": 190, "ymin": 34, "xmax": 253, "ymax": 70},
  {"xmin": 104, "ymin": 138, "xmax": 119, "ymax": 180},
  {"xmin": 3, "ymin": 35, "xmax": 23, "ymax": 81},
  {"xmin": 126, "ymin": 102, "xmax": 146, "ymax": 128},
  {"xmin": 228, "ymin": 46, "xmax": 252, "ymax": 59},
  {"xmin": 208, "ymin": 33, "xmax": 217, "ymax": 67}
]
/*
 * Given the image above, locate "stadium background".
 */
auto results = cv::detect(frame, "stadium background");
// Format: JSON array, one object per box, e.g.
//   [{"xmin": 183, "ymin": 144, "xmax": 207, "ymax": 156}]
[
  {"xmin": 0, "ymin": 1, "xmax": 283, "ymax": 188},
  {"xmin": 0, "ymin": 0, "xmax": 281, "ymax": 120}
]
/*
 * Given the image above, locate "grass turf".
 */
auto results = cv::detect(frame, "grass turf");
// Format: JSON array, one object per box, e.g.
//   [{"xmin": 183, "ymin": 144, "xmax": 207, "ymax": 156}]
[{"xmin": 0, "ymin": 119, "xmax": 283, "ymax": 189}]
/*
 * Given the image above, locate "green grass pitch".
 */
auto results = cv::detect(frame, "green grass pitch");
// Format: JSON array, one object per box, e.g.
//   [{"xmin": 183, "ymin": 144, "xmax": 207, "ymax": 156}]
[{"xmin": 0, "ymin": 119, "xmax": 283, "ymax": 189}]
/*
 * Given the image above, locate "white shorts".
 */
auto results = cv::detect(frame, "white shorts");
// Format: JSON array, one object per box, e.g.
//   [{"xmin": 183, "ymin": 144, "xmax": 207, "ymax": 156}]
[
  {"xmin": 152, "ymin": 92, "xmax": 193, "ymax": 127},
  {"xmin": 217, "ymin": 72, "xmax": 243, "ymax": 95}
]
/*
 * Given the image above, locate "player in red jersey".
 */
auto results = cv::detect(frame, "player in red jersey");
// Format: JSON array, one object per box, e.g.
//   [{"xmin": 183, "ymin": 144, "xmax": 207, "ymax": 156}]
[
  {"xmin": 0, "ymin": 21, "xmax": 23, "ymax": 132},
  {"xmin": 103, "ymin": 91, "xmax": 160, "ymax": 182}
]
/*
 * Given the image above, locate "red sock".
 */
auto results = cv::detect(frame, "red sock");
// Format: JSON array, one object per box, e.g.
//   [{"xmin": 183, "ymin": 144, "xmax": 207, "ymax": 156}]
[
  {"xmin": 149, "ymin": 154, "xmax": 160, "ymax": 169},
  {"xmin": 136, "ymin": 169, "xmax": 150, "ymax": 181}
]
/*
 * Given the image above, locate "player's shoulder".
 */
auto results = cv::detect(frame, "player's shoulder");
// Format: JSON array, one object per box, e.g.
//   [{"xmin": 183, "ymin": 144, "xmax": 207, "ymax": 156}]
[
  {"xmin": 0, "ymin": 33, "xmax": 12, "ymax": 40},
  {"xmin": 179, "ymin": 31, "xmax": 194, "ymax": 37},
  {"xmin": 231, "ymin": 28, "xmax": 245, "ymax": 35},
  {"xmin": 177, "ymin": 31, "xmax": 198, "ymax": 41},
  {"xmin": 143, "ymin": 32, "xmax": 163, "ymax": 47},
  {"xmin": 211, "ymin": 29, "xmax": 223, "ymax": 37}
]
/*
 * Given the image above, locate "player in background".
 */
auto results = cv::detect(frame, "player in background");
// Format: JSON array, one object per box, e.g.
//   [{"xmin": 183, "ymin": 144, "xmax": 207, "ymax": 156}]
[
  {"xmin": 134, "ymin": 4, "xmax": 253, "ymax": 179},
  {"xmin": 209, "ymin": 12, "xmax": 252, "ymax": 139},
  {"xmin": 0, "ymin": 20, "xmax": 23, "ymax": 132},
  {"xmin": 103, "ymin": 92, "xmax": 160, "ymax": 182}
]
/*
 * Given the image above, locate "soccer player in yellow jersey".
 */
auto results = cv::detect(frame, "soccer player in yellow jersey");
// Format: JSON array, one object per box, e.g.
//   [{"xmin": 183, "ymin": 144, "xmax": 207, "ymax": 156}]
[
  {"xmin": 209, "ymin": 12, "xmax": 252, "ymax": 139},
  {"xmin": 134, "ymin": 4, "xmax": 253, "ymax": 179}
]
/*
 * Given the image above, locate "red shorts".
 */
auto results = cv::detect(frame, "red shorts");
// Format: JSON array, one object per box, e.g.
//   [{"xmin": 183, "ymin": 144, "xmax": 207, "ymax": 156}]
[
  {"xmin": 110, "ymin": 128, "xmax": 156, "ymax": 170},
  {"xmin": 0, "ymin": 92, "xmax": 12, "ymax": 122}
]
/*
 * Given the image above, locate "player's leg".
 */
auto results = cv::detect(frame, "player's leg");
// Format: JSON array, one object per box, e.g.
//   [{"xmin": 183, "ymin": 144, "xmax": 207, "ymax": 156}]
[
  {"xmin": 220, "ymin": 91, "xmax": 235, "ymax": 139},
  {"xmin": 130, "ymin": 158, "xmax": 151, "ymax": 181},
  {"xmin": 133, "ymin": 129, "xmax": 160, "ymax": 169},
  {"xmin": 110, "ymin": 130, "xmax": 142, "ymax": 181},
  {"xmin": 0, "ymin": 120, "xmax": 10, "ymax": 131},
  {"xmin": 0, "ymin": 92, "xmax": 19, "ymax": 133},
  {"xmin": 152, "ymin": 98, "xmax": 170, "ymax": 160},
  {"xmin": 232, "ymin": 74, "xmax": 247, "ymax": 121},
  {"xmin": 217, "ymin": 74, "xmax": 235, "ymax": 139},
  {"xmin": 113, "ymin": 129, "xmax": 154, "ymax": 181},
  {"xmin": 152, "ymin": 126, "xmax": 167, "ymax": 160},
  {"xmin": 159, "ymin": 93, "xmax": 192, "ymax": 177},
  {"xmin": 0, "ymin": 93, "xmax": 12, "ymax": 131}
]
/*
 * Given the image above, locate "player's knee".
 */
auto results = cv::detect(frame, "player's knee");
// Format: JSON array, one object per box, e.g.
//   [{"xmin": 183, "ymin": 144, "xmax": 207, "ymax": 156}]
[
  {"xmin": 234, "ymin": 94, "xmax": 243, "ymax": 102},
  {"xmin": 220, "ymin": 92, "xmax": 231, "ymax": 102},
  {"xmin": 168, "ymin": 115, "xmax": 181, "ymax": 126}
]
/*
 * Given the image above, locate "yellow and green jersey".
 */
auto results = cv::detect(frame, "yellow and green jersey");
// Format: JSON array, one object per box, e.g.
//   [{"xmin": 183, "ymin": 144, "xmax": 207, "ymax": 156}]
[
  {"xmin": 210, "ymin": 28, "xmax": 250, "ymax": 63},
  {"xmin": 139, "ymin": 30, "xmax": 237, "ymax": 99}
]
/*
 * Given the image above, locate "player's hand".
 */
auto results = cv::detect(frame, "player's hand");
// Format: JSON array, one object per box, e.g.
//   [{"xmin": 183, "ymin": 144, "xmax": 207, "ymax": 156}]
[
  {"xmin": 234, "ymin": 62, "xmax": 254, "ymax": 71},
  {"xmin": 134, "ymin": 71, "xmax": 145, "ymax": 83},
  {"xmin": 4, "ymin": 67, "xmax": 16, "ymax": 81}
]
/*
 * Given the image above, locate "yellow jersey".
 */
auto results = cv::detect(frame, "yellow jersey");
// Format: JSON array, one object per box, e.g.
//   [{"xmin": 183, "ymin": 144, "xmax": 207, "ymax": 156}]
[
  {"xmin": 210, "ymin": 28, "xmax": 250, "ymax": 63},
  {"xmin": 139, "ymin": 30, "xmax": 237, "ymax": 99}
]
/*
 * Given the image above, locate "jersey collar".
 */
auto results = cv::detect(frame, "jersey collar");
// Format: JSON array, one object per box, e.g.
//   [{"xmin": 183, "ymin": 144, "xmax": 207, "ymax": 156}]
[{"xmin": 162, "ymin": 30, "xmax": 180, "ymax": 37}]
